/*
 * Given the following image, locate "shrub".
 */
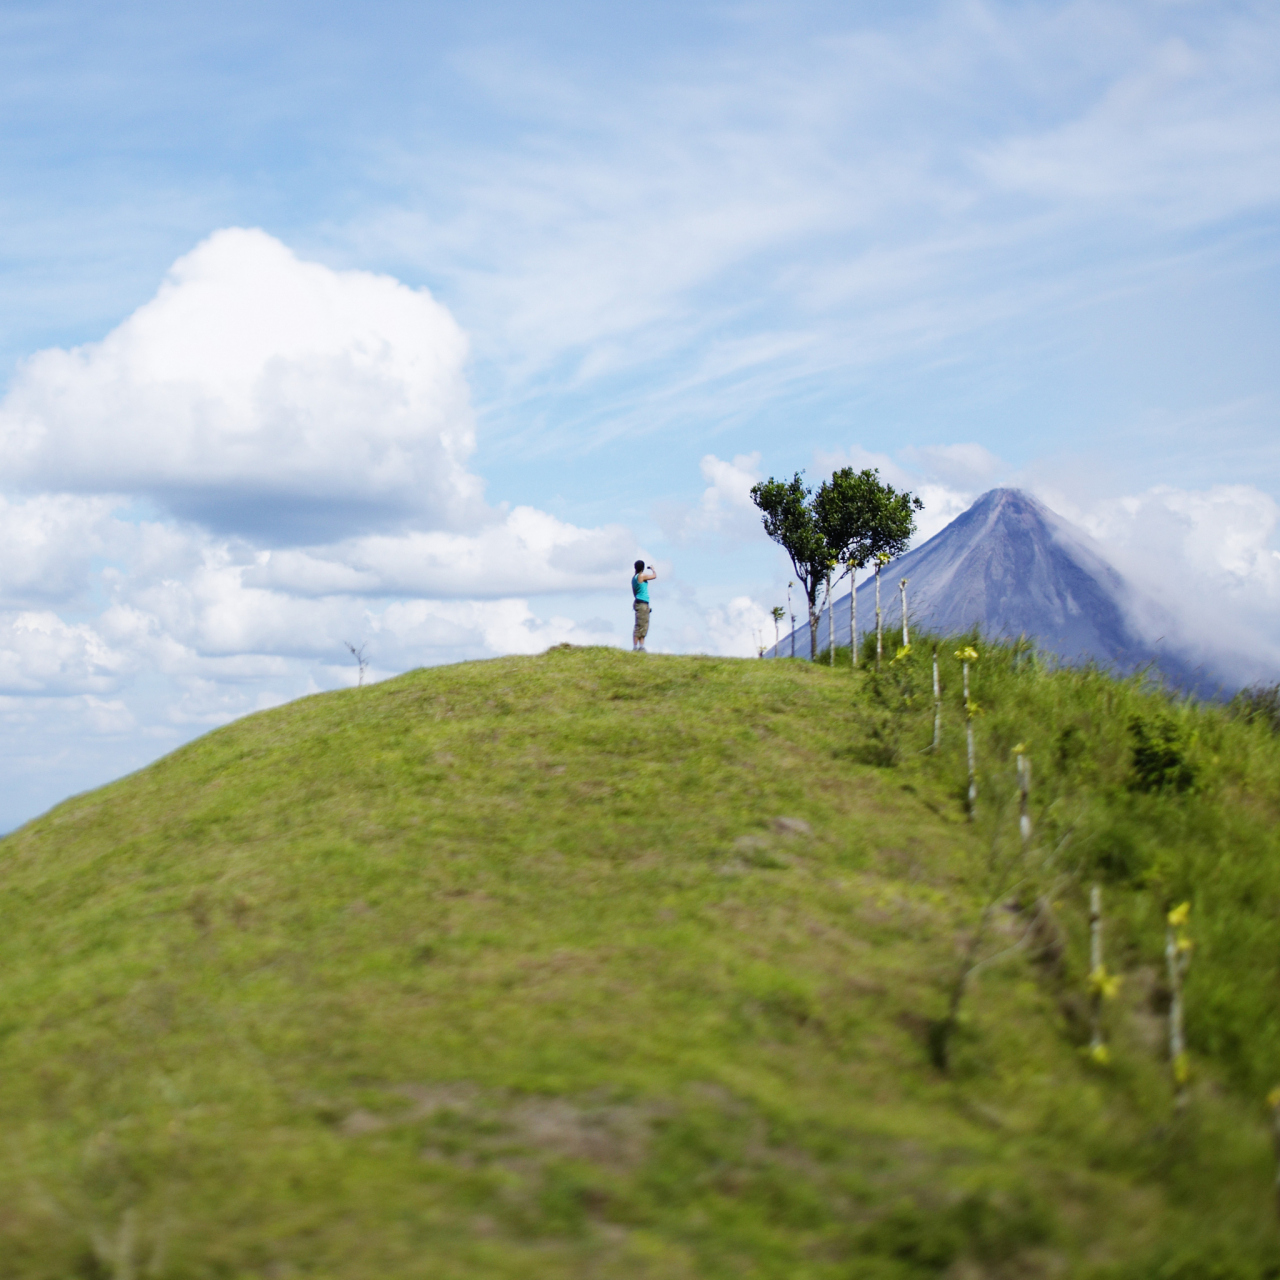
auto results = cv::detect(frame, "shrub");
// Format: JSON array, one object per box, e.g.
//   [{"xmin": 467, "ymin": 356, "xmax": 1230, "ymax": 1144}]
[{"xmin": 1129, "ymin": 716, "xmax": 1197, "ymax": 793}]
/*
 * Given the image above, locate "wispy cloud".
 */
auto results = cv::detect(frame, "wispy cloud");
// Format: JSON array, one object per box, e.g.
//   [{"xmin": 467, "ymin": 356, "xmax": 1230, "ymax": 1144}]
[{"xmin": 342, "ymin": 1, "xmax": 1280, "ymax": 457}]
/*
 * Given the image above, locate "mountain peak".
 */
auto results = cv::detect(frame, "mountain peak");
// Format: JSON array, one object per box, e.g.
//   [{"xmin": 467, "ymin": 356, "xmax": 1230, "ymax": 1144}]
[{"xmin": 774, "ymin": 487, "xmax": 1162, "ymax": 675}]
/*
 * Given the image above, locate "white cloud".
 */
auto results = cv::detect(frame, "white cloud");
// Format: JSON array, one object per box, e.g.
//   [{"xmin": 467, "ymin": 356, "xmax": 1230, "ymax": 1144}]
[
  {"xmin": 1050, "ymin": 483, "xmax": 1280, "ymax": 686},
  {"xmin": 247, "ymin": 505, "xmax": 637, "ymax": 598},
  {"xmin": 656, "ymin": 452, "xmax": 763, "ymax": 545},
  {"xmin": 343, "ymin": 1, "xmax": 1280, "ymax": 459},
  {"xmin": 0, "ymin": 228, "xmax": 482, "ymax": 541},
  {"xmin": 82, "ymin": 696, "xmax": 136, "ymax": 735},
  {"xmin": 0, "ymin": 494, "xmax": 116, "ymax": 605},
  {"xmin": 0, "ymin": 612, "xmax": 131, "ymax": 695},
  {"xmin": 669, "ymin": 593, "xmax": 775, "ymax": 659},
  {"xmin": 900, "ymin": 442, "xmax": 1005, "ymax": 490},
  {"xmin": 978, "ymin": 28, "xmax": 1280, "ymax": 226}
]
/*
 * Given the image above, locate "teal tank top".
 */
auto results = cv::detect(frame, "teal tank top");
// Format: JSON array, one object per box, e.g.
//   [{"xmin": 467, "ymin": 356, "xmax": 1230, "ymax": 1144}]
[{"xmin": 632, "ymin": 574, "xmax": 649, "ymax": 603}]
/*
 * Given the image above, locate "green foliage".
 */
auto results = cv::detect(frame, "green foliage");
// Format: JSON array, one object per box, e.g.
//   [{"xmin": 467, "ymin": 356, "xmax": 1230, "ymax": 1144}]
[
  {"xmin": 854, "ymin": 1183, "xmax": 1053, "ymax": 1276},
  {"xmin": 1129, "ymin": 715, "xmax": 1198, "ymax": 793},
  {"xmin": 1232, "ymin": 681, "xmax": 1280, "ymax": 735},
  {"xmin": 812, "ymin": 466, "xmax": 923, "ymax": 572},
  {"xmin": 2, "ymin": 644, "xmax": 1280, "ymax": 1275},
  {"xmin": 751, "ymin": 468, "xmax": 922, "ymax": 662},
  {"xmin": 749, "ymin": 473, "xmax": 831, "ymax": 655}
]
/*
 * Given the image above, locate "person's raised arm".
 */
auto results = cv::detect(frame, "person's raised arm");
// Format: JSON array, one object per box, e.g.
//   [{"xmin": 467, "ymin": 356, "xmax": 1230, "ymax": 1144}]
[{"xmin": 641, "ymin": 565, "xmax": 657, "ymax": 581}]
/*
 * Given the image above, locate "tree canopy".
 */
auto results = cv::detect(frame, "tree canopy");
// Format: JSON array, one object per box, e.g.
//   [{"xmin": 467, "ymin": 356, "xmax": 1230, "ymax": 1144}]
[
  {"xmin": 751, "ymin": 467, "xmax": 923, "ymax": 660},
  {"xmin": 814, "ymin": 467, "xmax": 924, "ymax": 572}
]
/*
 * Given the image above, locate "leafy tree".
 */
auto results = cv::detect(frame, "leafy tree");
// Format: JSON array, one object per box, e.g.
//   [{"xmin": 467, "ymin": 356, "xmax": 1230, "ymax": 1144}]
[
  {"xmin": 750, "ymin": 473, "xmax": 832, "ymax": 660},
  {"xmin": 752, "ymin": 468, "xmax": 922, "ymax": 664},
  {"xmin": 814, "ymin": 468, "xmax": 923, "ymax": 667}
]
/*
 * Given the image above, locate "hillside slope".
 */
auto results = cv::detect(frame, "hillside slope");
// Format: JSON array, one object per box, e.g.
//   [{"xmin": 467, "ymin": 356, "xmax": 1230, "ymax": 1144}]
[{"xmin": 3, "ymin": 644, "xmax": 1280, "ymax": 1278}]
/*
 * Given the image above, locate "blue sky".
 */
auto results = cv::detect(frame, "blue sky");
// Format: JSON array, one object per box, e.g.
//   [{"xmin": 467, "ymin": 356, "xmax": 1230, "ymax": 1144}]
[{"xmin": 1, "ymin": 0, "xmax": 1278, "ymax": 828}]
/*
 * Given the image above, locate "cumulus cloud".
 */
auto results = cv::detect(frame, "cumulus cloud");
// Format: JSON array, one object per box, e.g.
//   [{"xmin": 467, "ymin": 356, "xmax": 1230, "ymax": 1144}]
[
  {"xmin": 662, "ymin": 593, "xmax": 776, "ymax": 659},
  {"xmin": 0, "ymin": 612, "xmax": 132, "ymax": 696},
  {"xmin": 1067, "ymin": 483, "xmax": 1280, "ymax": 687},
  {"xmin": 0, "ymin": 494, "xmax": 117, "ymax": 605},
  {"xmin": 656, "ymin": 452, "xmax": 763, "ymax": 545},
  {"xmin": 0, "ymin": 228, "xmax": 482, "ymax": 541},
  {"xmin": 247, "ymin": 506, "xmax": 636, "ymax": 598}
]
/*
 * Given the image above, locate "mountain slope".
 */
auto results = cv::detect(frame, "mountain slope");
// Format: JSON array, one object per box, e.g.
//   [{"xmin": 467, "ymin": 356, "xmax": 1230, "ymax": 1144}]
[
  {"xmin": 773, "ymin": 488, "xmax": 1189, "ymax": 679},
  {"xmin": 2, "ymin": 645, "xmax": 1280, "ymax": 1277}
]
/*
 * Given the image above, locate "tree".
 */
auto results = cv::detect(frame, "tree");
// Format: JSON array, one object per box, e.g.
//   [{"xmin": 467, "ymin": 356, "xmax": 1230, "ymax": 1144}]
[
  {"xmin": 813, "ymin": 468, "xmax": 923, "ymax": 669},
  {"xmin": 770, "ymin": 605, "xmax": 785, "ymax": 654},
  {"xmin": 344, "ymin": 640, "xmax": 369, "ymax": 687},
  {"xmin": 749, "ymin": 474, "xmax": 831, "ymax": 661}
]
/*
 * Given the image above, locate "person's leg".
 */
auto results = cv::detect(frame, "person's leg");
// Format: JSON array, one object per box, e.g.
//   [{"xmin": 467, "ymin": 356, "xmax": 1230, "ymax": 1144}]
[{"xmin": 634, "ymin": 602, "xmax": 650, "ymax": 650}]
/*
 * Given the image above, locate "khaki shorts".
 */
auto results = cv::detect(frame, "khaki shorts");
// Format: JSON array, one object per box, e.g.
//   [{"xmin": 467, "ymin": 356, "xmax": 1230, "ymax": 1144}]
[{"xmin": 633, "ymin": 600, "xmax": 650, "ymax": 644}]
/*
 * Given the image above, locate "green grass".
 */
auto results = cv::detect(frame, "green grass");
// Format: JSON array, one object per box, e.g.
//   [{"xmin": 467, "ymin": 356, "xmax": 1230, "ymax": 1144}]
[{"xmin": 3, "ymin": 641, "xmax": 1280, "ymax": 1277}]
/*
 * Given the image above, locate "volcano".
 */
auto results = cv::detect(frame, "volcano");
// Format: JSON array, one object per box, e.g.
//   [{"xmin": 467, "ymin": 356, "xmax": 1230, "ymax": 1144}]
[{"xmin": 769, "ymin": 488, "xmax": 1192, "ymax": 682}]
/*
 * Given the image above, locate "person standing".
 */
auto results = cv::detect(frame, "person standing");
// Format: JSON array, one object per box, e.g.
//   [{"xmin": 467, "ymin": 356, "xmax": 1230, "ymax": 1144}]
[{"xmin": 631, "ymin": 559, "xmax": 656, "ymax": 651}]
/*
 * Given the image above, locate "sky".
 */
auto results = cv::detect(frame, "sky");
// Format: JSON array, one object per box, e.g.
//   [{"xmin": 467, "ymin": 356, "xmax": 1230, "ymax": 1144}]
[{"xmin": 1, "ymin": 0, "xmax": 1278, "ymax": 829}]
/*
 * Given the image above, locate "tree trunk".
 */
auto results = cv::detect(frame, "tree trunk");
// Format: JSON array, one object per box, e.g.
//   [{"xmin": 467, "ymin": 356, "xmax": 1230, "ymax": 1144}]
[
  {"xmin": 808, "ymin": 596, "xmax": 820, "ymax": 661},
  {"xmin": 849, "ymin": 567, "xmax": 858, "ymax": 668},
  {"xmin": 875, "ymin": 564, "xmax": 883, "ymax": 672},
  {"xmin": 827, "ymin": 572, "xmax": 834, "ymax": 665}
]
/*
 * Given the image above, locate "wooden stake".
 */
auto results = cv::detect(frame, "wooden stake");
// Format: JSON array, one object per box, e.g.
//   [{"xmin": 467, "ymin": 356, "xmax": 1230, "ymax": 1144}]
[
  {"xmin": 1089, "ymin": 884, "xmax": 1103, "ymax": 1057},
  {"xmin": 1017, "ymin": 753, "xmax": 1031, "ymax": 848},
  {"xmin": 964, "ymin": 660, "xmax": 976, "ymax": 819},
  {"xmin": 875, "ymin": 562, "xmax": 883, "ymax": 672},
  {"xmin": 850, "ymin": 566, "xmax": 858, "ymax": 668},
  {"xmin": 931, "ymin": 647, "xmax": 941, "ymax": 751},
  {"xmin": 827, "ymin": 570, "xmax": 835, "ymax": 666},
  {"xmin": 1268, "ymin": 1087, "xmax": 1280, "ymax": 1220},
  {"xmin": 1165, "ymin": 904, "xmax": 1191, "ymax": 1107},
  {"xmin": 900, "ymin": 578, "xmax": 909, "ymax": 646}
]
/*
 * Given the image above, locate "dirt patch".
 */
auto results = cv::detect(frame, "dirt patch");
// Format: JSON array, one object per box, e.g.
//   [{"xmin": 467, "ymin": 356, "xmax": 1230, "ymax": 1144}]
[{"xmin": 338, "ymin": 1084, "xmax": 658, "ymax": 1171}]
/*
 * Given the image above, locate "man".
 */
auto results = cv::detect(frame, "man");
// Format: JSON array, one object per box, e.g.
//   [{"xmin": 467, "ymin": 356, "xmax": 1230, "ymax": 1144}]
[{"xmin": 631, "ymin": 559, "xmax": 656, "ymax": 652}]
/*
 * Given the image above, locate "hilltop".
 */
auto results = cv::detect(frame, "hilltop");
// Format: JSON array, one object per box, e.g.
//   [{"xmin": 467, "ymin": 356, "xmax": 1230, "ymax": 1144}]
[{"xmin": 3, "ymin": 643, "xmax": 1280, "ymax": 1278}]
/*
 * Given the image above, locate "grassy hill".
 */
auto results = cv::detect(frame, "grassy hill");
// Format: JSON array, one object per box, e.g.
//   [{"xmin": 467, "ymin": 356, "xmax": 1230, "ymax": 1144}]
[{"xmin": 3, "ymin": 641, "xmax": 1280, "ymax": 1278}]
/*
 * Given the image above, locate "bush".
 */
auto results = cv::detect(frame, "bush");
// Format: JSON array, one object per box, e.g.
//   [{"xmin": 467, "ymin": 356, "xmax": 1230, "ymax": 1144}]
[{"xmin": 1129, "ymin": 716, "xmax": 1197, "ymax": 793}]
